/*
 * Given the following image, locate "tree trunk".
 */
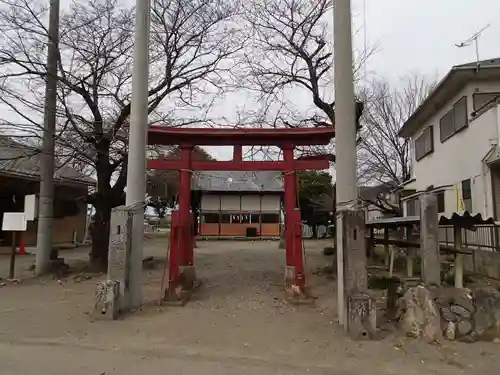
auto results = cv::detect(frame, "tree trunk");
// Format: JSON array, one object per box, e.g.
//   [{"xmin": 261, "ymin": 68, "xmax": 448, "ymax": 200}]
[{"xmin": 90, "ymin": 199, "xmax": 111, "ymax": 271}]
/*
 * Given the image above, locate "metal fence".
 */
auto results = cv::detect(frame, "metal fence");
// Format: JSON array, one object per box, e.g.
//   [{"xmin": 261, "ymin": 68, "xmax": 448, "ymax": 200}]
[{"xmin": 438, "ymin": 225, "xmax": 500, "ymax": 252}]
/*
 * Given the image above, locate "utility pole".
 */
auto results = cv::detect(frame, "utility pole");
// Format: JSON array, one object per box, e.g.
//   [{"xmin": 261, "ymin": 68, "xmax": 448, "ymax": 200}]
[
  {"xmin": 36, "ymin": 0, "xmax": 60, "ymax": 275},
  {"xmin": 125, "ymin": 0, "xmax": 151, "ymax": 308},
  {"xmin": 334, "ymin": 0, "xmax": 358, "ymax": 327}
]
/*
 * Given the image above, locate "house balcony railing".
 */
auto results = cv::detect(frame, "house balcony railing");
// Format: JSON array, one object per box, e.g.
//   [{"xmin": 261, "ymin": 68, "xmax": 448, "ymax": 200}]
[{"xmin": 438, "ymin": 224, "xmax": 500, "ymax": 252}]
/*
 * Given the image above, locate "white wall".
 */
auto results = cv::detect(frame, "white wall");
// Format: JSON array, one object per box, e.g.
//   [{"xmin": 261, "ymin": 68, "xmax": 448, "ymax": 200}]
[
  {"xmin": 410, "ymin": 81, "xmax": 500, "ymax": 217},
  {"xmin": 260, "ymin": 195, "xmax": 281, "ymax": 211},
  {"xmin": 201, "ymin": 195, "xmax": 220, "ymax": 211}
]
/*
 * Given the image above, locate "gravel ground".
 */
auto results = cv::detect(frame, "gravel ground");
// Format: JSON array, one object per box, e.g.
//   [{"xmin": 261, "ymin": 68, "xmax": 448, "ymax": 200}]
[{"xmin": 0, "ymin": 238, "xmax": 499, "ymax": 374}]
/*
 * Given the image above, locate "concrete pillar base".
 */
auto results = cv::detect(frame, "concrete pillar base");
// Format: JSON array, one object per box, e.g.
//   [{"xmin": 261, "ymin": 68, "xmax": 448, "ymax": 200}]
[
  {"xmin": 347, "ymin": 293, "xmax": 377, "ymax": 339},
  {"xmin": 284, "ymin": 266, "xmax": 314, "ymax": 305},
  {"xmin": 278, "ymin": 237, "xmax": 286, "ymax": 249},
  {"xmin": 179, "ymin": 265, "xmax": 198, "ymax": 289},
  {"xmin": 92, "ymin": 280, "xmax": 121, "ymax": 320},
  {"xmin": 163, "ymin": 266, "xmax": 200, "ymax": 306}
]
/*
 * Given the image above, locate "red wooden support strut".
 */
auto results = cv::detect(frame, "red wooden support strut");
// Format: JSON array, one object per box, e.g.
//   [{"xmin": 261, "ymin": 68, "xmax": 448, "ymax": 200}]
[
  {"xmin": 168, "ymin": 211, "xmax": 180, "ymax": 285},
  {"xmin": 233, "ymin": 145, "xmax": 243, "ymax": 161},
  {"xmin": 283, "ymin": 146, "xmax": 296, "ymax": 269}
]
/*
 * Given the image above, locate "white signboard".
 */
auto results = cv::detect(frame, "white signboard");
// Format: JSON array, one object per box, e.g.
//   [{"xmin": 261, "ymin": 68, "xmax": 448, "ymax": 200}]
[
  {"xmin": 2, "ymin": 212, "xmax": 27, "ymax": 231},
  {"xmin": 24, "ymin": 194, "xmax": 37, "ymax": 221}
]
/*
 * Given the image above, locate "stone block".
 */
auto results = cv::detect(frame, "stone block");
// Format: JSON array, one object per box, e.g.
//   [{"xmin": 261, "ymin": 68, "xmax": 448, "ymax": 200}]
[
  {"xmin": 399, "ymin": 285, "xmax": 443, "ymax": 343},
  {"xmin": 347, "ymin": 293, "xmax": 377, "ymax": 339},
  {"xmin": 93, "ymin": 280, "xmax": 120, "ymax": 320},
  {"xmin": 107, "ymin": 204, "xmax": 143, "ymax": 311}
]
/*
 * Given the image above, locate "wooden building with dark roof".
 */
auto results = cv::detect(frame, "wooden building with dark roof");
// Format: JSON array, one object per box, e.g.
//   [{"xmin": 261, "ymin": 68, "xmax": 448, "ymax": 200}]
[{"xmin": 192, "ymin": 171, "xmax": 283, "ymax": 238}]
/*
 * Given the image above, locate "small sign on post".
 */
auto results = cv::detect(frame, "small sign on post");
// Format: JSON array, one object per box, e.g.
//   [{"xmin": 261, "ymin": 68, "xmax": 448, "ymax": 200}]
[
  {"xmin": 24, "ymin": 194, "xmax": 37, "ymax": 221},
  {"xmin": 2, "ymin": 212, "xmax": 27, "ymax": 279}
]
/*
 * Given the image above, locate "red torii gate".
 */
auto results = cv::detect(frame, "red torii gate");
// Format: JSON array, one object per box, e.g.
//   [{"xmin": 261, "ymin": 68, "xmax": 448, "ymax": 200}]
[{"xmin": 147, "ymin": 126, "xmax": 334, "ymax": 301}]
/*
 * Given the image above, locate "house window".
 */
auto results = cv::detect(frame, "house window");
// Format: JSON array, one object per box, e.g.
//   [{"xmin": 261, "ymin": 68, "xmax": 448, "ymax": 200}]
[
  {"xmin": 439, "ymin": 96, "xmax": 468, "ymax": 142},
  {"xmin": 202, "ymin": 213, "xmax": 219, "ymax": 223},
  {"xmin": 436, "ymin": 191, "xmax": 445, "ymax": 213},
  {"xmin": 261, "ymin": 213, "xmax": 280, "ymax": 223},
  {"xmin": 462, "ymin": 179, "xmax": 472, "ymax": 212},
  {"xmin": 406, "ymin": 197, "xmax": 420, "ymax": 216},
  {"xmin": 415, "ymin": 126, "xmax": 434, "ymax": 161},
  {"xmin": 473, "ymin": 92, "xmax": 500, "ymax": 112}
]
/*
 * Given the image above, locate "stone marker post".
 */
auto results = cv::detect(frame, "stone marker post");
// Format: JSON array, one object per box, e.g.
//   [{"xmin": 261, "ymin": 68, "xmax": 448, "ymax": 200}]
[
  {"xmin": 341, "ymin": 209, "xmax": 376, "ymax": 338},
  {"xmin": 93, "ymin": 203, "xmax": 142, "ymax": 319},
  {"xmin": 419, "ymin": 193, "xmax": 441, "ymax": 286}
]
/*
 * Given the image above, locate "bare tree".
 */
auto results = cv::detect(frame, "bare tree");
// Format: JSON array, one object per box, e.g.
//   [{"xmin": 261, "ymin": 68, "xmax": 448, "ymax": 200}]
[
  {"xmin": 0, "ymin": 0, "xmax": 244, "ymax": 269},
  {"xmin": 357, "ymin": 75, "xmax": 436, "ymax": 214},
  {"xmin": 146, "ymin": 145, "xmax": 214, "ymax": 217},
  {"xmin": 242, "ymin": 0, "xmax": 372, "ymax": 162}
]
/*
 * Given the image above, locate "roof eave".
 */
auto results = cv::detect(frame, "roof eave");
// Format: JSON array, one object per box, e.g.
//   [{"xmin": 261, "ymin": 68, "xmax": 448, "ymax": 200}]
[{"xmin": 398, "ymin": 64, "xmax": 500, "ymax": 139}]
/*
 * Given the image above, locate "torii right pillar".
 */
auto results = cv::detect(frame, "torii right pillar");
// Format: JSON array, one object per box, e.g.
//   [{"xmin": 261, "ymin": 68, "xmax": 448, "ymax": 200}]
[{"xmin": 334, "ymin": 0, "xmax": 375, "ymax": 337}]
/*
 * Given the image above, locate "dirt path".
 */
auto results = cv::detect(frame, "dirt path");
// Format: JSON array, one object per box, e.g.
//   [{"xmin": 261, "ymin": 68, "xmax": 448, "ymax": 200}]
[{"xmin": 0, "ymin": 239, "xmax": 499, "ymax": 374}]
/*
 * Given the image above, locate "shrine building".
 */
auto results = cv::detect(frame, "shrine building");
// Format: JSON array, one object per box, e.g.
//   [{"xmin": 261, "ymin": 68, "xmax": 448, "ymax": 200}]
[{"xmin": 193, "ymin": 171, "xmax": 283, "ymax": 238}]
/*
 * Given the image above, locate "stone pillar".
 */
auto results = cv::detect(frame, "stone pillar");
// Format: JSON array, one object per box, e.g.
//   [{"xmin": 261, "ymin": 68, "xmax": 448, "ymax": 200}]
[
  {"xmin": 339, "ymin": 209, "xmax": 376, "ymax": 337},
  {"xmin": 419, "ymin": 193, "xmax": 441, "ymax": 286},
  {"xmin": 98, "ymin": 203, "xmax": 142, "ymax": 317},
  {"xmin": 342, "ymin": 210, "xmax": 368, "ymax": 294}
]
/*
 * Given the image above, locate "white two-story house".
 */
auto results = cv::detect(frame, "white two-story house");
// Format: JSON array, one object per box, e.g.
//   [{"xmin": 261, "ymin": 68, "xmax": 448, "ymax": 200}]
[{"xmin": 398, "ymin": 58, "xmax": 500, "ymax": 220}]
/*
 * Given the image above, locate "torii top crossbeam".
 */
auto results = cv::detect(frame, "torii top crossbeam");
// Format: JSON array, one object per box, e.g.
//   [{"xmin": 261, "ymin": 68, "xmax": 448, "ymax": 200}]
[{"xmin": 147, "ymin": 126, "xmax": 334, "ymax": 146}]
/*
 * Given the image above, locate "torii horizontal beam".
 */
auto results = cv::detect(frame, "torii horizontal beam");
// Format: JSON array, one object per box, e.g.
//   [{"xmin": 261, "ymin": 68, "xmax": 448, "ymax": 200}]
[
  {"xmin": 148, "ymin": 159, "xmax": 330, "ymax": 171},
  {"xmin": 147, "ymin": 126, "xmax": 334, "ymax": 146}
]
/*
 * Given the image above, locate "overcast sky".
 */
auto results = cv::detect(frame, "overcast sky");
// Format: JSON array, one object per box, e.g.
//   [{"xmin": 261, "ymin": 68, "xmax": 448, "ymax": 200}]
[
  {"xmin": 206, "ymin": 0, "xmax": 500, "ymax": 160},
  {"xmin": 359, "ymin": 0, "xmax": 499, "ymax": 80}
]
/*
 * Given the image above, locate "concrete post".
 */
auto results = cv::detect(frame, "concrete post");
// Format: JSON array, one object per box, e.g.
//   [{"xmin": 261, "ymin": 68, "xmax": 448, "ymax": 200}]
[
  {"xmin": 406, "ymin": 226, "xmax": 414, "ymax": 277},
  {"xmin": 36, "ymin": 0, "xmax": 60, "ymax": 275},
  {"xmin": 453, "ymin": 226, "xmax": 464, "ymax": 288},
  {"xmin": 334, "ymin": 0, "xmax": 359, "ymax": 327},
  {"xmin": 341, "ymin": 210, "xmax": 375, "ymax": 338},
  {"xmin": 125, "ymin": 0, "xmax": 151, "ymax": 308},
  {"xmin": 419, "ymin": 193, "xmax": 441, "ymax": 286}
]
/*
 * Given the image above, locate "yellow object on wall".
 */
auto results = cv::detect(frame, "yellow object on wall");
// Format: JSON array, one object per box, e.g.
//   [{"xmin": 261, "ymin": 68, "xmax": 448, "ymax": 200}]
[{"xmin": 456, "ymin": 184, "xmax": 465, "ymax": 212}]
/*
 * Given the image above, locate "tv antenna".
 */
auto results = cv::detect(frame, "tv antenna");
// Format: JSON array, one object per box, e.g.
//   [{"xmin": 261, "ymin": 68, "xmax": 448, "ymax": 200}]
[{"xmin": 455, "ymin": 24, "xmax": 491, "ymax": 64}]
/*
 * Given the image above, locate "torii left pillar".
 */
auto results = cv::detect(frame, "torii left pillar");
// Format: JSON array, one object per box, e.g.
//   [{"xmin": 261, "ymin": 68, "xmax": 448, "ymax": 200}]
[
  {"xmin": 165, "ymin": 145, "xmax": 197, "ymax": 302},
  {"xmin": 283, "ymin": 145, "xmax": 308, "ymax": 301}
]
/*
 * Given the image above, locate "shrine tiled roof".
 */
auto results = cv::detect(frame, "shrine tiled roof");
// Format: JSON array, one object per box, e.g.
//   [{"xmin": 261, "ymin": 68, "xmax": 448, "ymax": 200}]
[{"xmin": 192, "ymin": 171, "xmax": 283, "ymax": 192}]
